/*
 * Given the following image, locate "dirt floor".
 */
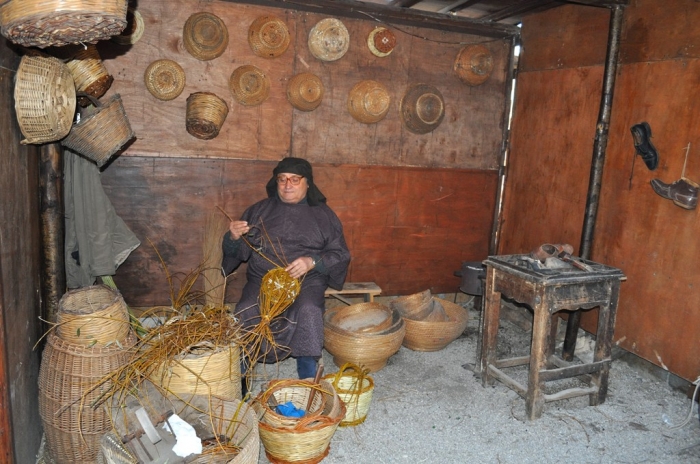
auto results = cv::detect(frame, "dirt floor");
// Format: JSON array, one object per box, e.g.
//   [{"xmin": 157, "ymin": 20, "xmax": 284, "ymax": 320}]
[{"xmin": 250, "ymin": 294, "xmax": 700, "ymax": 464}]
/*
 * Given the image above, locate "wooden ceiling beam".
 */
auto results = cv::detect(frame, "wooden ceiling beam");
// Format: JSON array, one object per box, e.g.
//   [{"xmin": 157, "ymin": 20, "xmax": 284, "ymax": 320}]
[{"xmin": 478, "ymin": 0, "xmax": 558, "ymax": 22}]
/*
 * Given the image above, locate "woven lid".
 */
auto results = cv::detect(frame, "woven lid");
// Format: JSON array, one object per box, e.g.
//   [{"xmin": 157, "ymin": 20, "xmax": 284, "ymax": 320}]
[
  {"xmin": 248, "ymin": 15, "xmax": 290, "ymax": 58},
  {"xmin": 111, "ymin": 7, "xmax": 144, "ymax": 45},
  {"xmin": 454, "ymin": 44, "xmax": 494, "ymax": 86},
  {"xmin": 144, "ymin": 59, "xmax": 186, "ymax": 101},
  {"xmin": 308, "ymin": 18, "xmax": 350, "ymax": 62},
  {"xmin": 183, "ymin": 12, "xmax": 229, "ymax": 61},
  {"xmin": 287, "ymin": 72, "xmax": 324, "ymax": 111},
  {"xmin": 400, "ymin": 83, "xmax": 445, "ymax": 134},
  {"xmin": 367, "ymin": 27, "xmax": 396, "ymax": 57},
  {"xmin": 229, "ymin": 65, "xmax": 270, "ymax": 106},
  {"xmin": 347, "ymin": 80, "xmax": 390, "ymax": 124}
]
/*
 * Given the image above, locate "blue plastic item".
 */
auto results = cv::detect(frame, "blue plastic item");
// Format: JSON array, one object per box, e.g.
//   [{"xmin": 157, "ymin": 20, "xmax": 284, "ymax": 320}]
[{"xmin": 275, "ymin": 401, "xmax": 305, "ymax": 418}]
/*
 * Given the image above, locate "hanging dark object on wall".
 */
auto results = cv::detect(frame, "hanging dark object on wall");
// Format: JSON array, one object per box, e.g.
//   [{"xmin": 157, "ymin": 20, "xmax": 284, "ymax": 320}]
[
  {"xmin": 400, "ymin": 83, "xmax": 445, "ymax": 134},
  {"xmin": 454, "ymin": 44, "xmax": 494, "ymax": 86}
]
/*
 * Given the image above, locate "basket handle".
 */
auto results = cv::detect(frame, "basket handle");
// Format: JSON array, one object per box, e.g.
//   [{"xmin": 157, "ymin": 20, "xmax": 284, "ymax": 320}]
[{"xmin": 332, "ymin": 362, "xmax": 368, "ymax": 386}]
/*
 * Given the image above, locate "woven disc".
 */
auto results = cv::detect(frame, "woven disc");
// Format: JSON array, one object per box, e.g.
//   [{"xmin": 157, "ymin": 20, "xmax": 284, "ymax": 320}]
[
  {"xmin": 229, "ymin": 65, "xmax": 270, "ymax": 106},
  {"xmin": 400, "ymin": 83, "xmax": 445, "ymax": 134},
  {"xmin": 183, "ymin": 12, "xmax": 229, "ymax": 61},
  {"xmin": 347, "ymin": 80, "xmax": 390, "ymax": 124},
  {"xmin": 186, "ymin": 92, "xmax": 229, "ymax": 140},
  {"xmin": 144, "ymin": 59, "xmax": 186, "ymax": 101},
  {"xmin": 248, "ymin": 15, "xmax": 290, "ymax": 58},
  {"xmin": 454, "ymin": 44, "xmax": 494, "ymax": 86},
  {"xmin": 111, "ymin": 7, "xmax": 144, "ymax": 45},
  {"xmin": 308, "ymin": 18, "xmax": 349, "ymax": 62},
  {"xmin": 367, "ymin": 27, "xmax": 396, "ymax": 57},
  {"xmin": 287, "ymin": 72, "xmax": 324, "ymax": 111}
]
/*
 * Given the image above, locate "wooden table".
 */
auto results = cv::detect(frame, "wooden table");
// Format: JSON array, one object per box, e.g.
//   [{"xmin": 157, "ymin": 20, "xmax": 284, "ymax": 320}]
[{"xmin": 478, "ymin": 254, "xmax": 625, "ymax": 420}]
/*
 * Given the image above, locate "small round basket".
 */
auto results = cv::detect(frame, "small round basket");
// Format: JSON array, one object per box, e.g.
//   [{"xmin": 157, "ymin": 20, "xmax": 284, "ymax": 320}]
[
  {"xmin": 183, "ymin": 11, "xmax": 229, "ymax": 61},
  {"xmin": 287, "ymin": 72, "xmax": 324, "ymax": 111},
  {"xmin": 347, "ymin": 79, "xmax": 391, "ymax": 124},
  {"xmin": 308, "ymin": 17, "xmax": 350, "ymax": 62},
  {"xmin": 0, "ymin": 0, "xmax": 128, "ymax": 48},
  {"xmin": 229, "ymin": 64, "xmax": 270, "ymax": 106},
  {"xmin": 253, "ymin": 379, "xmax": 339, "ymax": 429},
  {"xmin": 186, "ymin": 91, "xmax": 229, "ymax": 140},
  {"xmin": 454, "ymin": 44, "xmax": 494, "ymax": 86},
  {"xmin": 61, "ymin": 93, "xmax": 135, "ymax": 167},
  {"xmin": 323, "ymin": 363, "xmax": 374, "ymax": 427},
  {"xmin": 325, "ymin": 302, "xmax": 394, "ymax": 334},
  {"xmin": 367, "ymin": 27, "xmax": 396, "ymax": 57},
  {"xmin": 65, "ymin": 45, "xmax": 114, "ymax": 107},
  {"xmin": 389, "ymin": 289, "xmax": 433, "ymax": 320},
  {"xmin": 248, "ymin": 15, "xmax": 290, "ymax": 58},
  {"xmin": 400, "ymin": 83, "xmax": 445, "ymax": 134},
  {"xmin": 111, "ymin": 7, "xmax": 145, "ymax": 46},
  {"xmin": 144, "ymin": 59, "xmax": 186, "ymax": 101},
  {"xmin": 402, "ymin": 298, "xmax": 469, "ymax": 351},
  {"xmin": 13, "ymin": 54, "xmax": 76, "ymax": 145}
]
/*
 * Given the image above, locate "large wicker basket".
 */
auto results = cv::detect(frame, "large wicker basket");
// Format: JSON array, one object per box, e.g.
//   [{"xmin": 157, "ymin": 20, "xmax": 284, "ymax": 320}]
[
  {"xmin": 401, "ymin": 298, "xmax": 469, "ymax": 351},
  {"xmin": 65, "ymin": 45, "xmax": 114, "ymax": 107},
  {"xmin": 389, "ymin": 289, "xmax": 433, "ymax": 320},
  {"xmin": 186, "ymin": 91, "xmax": 229, "ymax": 139},
  {"xmin": 0, "ymin": 0, "xmax": 128, "ymax": 48},
  {"xmin": 323, "ymin": 363, "xmax": 374, "ymax": 427},
  {"xmin": 13, "ymin": 54, "xmax": 76, "ymax": 145}
]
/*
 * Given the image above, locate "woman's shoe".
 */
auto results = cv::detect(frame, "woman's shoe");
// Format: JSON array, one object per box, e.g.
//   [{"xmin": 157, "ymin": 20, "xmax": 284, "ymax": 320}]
[{"xmin": 631, "ymin": 122, "xmax": 659, "ymax": 170}]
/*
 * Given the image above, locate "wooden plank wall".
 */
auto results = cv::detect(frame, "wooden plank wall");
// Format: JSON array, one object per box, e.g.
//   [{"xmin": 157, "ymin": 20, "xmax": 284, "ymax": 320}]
[
  {"xmin": 501, "ymin": 0, "xmax": 700, "ymax": 382},
  {"xmin": 96, "ymin": 0, "xmax": 510, "ymax": 306}
]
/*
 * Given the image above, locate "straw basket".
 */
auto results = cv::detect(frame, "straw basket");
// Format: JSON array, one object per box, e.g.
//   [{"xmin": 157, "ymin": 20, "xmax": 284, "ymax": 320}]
[
  {"xmin": 402, "ymin": 298, "xmax": 469, "ymax": 351},
  {"xmin": 253, "ymin": 379, "xmax": 337, "ymax": 429},
  {"xmin": 229, "ymin": 64, "xmax": 270, "ymax": 106},
  {"xmin": 13, "ymin": 54, "xmax": 76, "ymax": 145},
  {"xmin": 56, "ymin": 284, "xmax": 131, "ymax": 347},
  {"xmin": 0, "ymin": 0, "xmax": 128, "ymax": 48},
  {"xmin": 323, "ymin": 363, "xmax": 374, "ymax": 427},
  {"xmin": 144, "ymin": 59, "xmax": 186, "ymax": 101},
  {"xmin": 66, "ymin": 45, "xmax": 114, "ymax": 107},
  {"xmin": 308, "ymin": 17, "xmax": 349, "ymax": 62},
  {"xmin": 287, "ymin": 72, "xmax": 324, "ymax": 111},
  {"xmin": 186, "ymin": 92, "xmax": 229, "ymax": 139},
  {"xmin": 111, "ymin": 7, "xmax": 144, "ymax": 46},
  {"xmin": 389, "ymin": 289, "xmax": 433, "ymax": 320},
  {"xmin": 38, "ymin": 332, "xmax": 136, "ymax": 463},
  {"xmin": 325, "ymin": 302, "xmax": 394, "ymax": 334},
  {"xmin": 347, "ymin": 80, "xmax": 390, "ymax": 124},
  {"xmin": 248, "ymin": 15, "xmax": 290, "ymax": 58},
  {"xmin": 367, "ymin": 27, "xmax": 396, "ymax": 57},
  {"xmin": 399, "ymin": 83, "xmax": 445, "ymax": 135},
  {"xmin": 454, "ymin": 44, "xmax": 494, "ymax": 86},
  {"xmin": 183, "ymin": 11, "xmax": 229, "ymax": 61},
  {"xmin": 149, "ymin": 342, "xmax": 242, "ymax": 401}
]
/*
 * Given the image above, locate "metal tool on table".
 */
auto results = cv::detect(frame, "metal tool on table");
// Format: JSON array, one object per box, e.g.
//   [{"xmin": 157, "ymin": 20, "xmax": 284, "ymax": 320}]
[{"xmin": 530, "ymin": 243, "xmax": 592, "ymax": 271}]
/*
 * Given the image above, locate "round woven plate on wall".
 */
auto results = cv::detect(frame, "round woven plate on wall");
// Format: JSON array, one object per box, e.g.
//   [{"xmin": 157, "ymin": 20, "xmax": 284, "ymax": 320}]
[
  {"xmin": 399, "ymin": 83, "xmax": 445, "ymax": 134},
  {"xmin": 111, "ymin": 7, "xmax": 144, "ymax": 45},
  {"xmin": 144, "ymin": 59, "xmax": 186, "ymax": 101},
  {"xmin": 454, "ymin": 44, "xmax": 494, "ymax": 86},
  {"xmin": 248, "ymin": 15, "xmax": 290, "ymax": 58},
  {"xmin": 367, "ymin": 27, "xmax": 396, "ymax": 57},
  {"xmin": 183, "ymin": 12, "xmax": 229, "ymax": 61},
  {"xmin": 347, "ymin": 80, "xmax": 391, "ymax": 124},
  {"xmin": 287, "ymin": 72, "xmax": 324, "ymax": 111},
  {"xmin": 308, "ymin": 17, "xmax": 350, "ymax": 62},
  {"xmin": 229, "ymin": 64, "xmax": 270, "ymax": 106}
]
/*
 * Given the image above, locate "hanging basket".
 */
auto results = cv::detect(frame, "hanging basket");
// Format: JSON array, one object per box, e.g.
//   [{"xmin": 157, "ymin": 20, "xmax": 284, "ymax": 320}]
[
  {"xmin": 399, "ymin": 83, "xmax": 445, "ymax": 134},
  {"xmin": 248, "ymin": 15, "xmax": 290, "ymax": 58},
  {"xmin": 65, "ymin": 44, "xmax": 114, "ymax": 107},
  {"xmin": 13, "ymin": 54, "xmax": 76, "ymax": 145},
  {"xmin": 186, "ymin": 91, "xmax": 229, "ymax": 140},
  {"xmin": 229, "ymin": 64, "xmax": 270, "ymax": 106},
  {"xmin": 308, "ymin": 17, "xmax": 349, "ymax": 62},
  {"xmin": 183, "ymin": 11, "xmax": 229, "ymax": 61},
  {"xmin": 347, "ymin": 80, "xmax": 391, "ymax": 124},
  {"xmin": 367, "ymin": 27, "xmax": 396, "ymax": 57},
  {"xmin": 111, "ymin": 7, "xmax": 144, "ymax": 46},
  {"xmin": 454, "ymin": 44, "xmax": 494, "ymax": 86},
  {"xmin": 144, "ymin": 59, "xmax": 186, "ymax": 101},
  {"xmin": 0, "ymin": 0, "xmax": 128, "ymax": 48},
  {"xmin": 61, "ymin": 93, "xmax": 135, "ymax": 167},
  {"xmin": 287, "ymin": 72, "xmax": 324, "ymax": 112},
  {"xmin": 323, "ymin": 363, "xmax": 374, "ymax": 426}
]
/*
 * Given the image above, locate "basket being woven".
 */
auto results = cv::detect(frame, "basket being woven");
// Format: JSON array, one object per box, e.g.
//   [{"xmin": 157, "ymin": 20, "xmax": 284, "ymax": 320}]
[
  {"xmin": 14, "ymin": 54, "xmax": 76, "ymax": 145},
  {"xmin": 0, "ymin": 0, "xmax": 128, "ymax": 48},
  {"xmin": 66, "ymin": 45, "xmax": 114, "ymax": 107},
  {"xmin": 323, "ymin": 363, "xmax": 374, "ymax": 427},
  {"xmin": 248, "ymin": 15, "xmax": 290, "ymax": 58},
  {"xmin": 402, "ymin": 298, "xmax": 469, "ymax": 351},
  {"xmin": 347, "ymin": 80, "xmax": 391, "ymax": 124},
  {"xmin": 144, "ymin": 59, "xmax": 186, "ymax": 101},
  {"xmin": 186, "ymin": 91, "xmax": 229, "ymax": 139},
  {"xmin": 183, "ymin": 11, "xmax": 229, "ymax": 61},
  {"xmin": 287, "ymin": 72, "xmax": 324, "ymax": 112}
]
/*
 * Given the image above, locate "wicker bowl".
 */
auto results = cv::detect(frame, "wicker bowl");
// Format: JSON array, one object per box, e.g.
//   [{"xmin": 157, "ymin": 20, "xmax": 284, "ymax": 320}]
[
  {"xmin": 367, "ymin": 27, "xmax": 396, "ymax": 57},
  {"xmin": 248, "ymin": 15, "xmax": 290, "ymax": 58},
  {"xmin": 144, "ymin": 59, "xmax": 186, "ymax": 101},
  {"xmin": 287, "ymin": 72, "xmax": 324, "ymax": 111},
  {"xmin": 186, "ymin": 91, "xmax": 229, "ymax": 140},
  {"xmin": 389, "ymin": 289, "xmax": 433, "ymax": 320},
  {"xmin": 400, "ymin": 83, "xmax": 445, "ymax": 134},
  {"xmin": 229, "ymin": 64, "xmax": 270, "ymax": 106},
  {"xmin": 183, "ymin": 11, "xmax": 229, "ymax": 61},
  {"xmin": 308, "ymin": 17, "xmax": 349, "ymax": 62},
  {"xmin": 347, "ymin": 80, "xmax": 391, "ymax": 124},
  {"xmin": 454, "ymin": 44, "xmax": 494, "ymax": 86},
  {"xmin": 111, "ymin": 7, "xmax": 144, "ymax": 46},
  {"xmin": 401, "ymin": 298, "xmax": 469, "ymax": 351},
  {"xmin": 325, "ymin": 302, "xmax": 394, "ymax": 334}
]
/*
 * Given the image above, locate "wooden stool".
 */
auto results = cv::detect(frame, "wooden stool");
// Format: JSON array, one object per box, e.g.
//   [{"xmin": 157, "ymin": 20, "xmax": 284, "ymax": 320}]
[
  {"xmin": 477, "ymin": 254, "xmax": 624, "ymax": 420},
  {"xmin": 325, "ymin": 282, "xmax": 382, "ymax": 305}
]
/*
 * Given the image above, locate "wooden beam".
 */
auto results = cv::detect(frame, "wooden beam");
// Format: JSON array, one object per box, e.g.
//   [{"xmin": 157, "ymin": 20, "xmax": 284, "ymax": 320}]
[
  {"xmin": 221, "ymin": 0, "xmax": 520, "ymax": 38},
  {"xmin": 479, "ymin": 0, "xmax": 558, "ymax": 22}
]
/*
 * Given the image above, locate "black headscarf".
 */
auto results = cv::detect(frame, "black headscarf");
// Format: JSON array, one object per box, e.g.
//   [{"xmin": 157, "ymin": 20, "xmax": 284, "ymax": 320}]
[{"xmin": 265, "ymin": 157, "xmax": 327, "ymax": 206}]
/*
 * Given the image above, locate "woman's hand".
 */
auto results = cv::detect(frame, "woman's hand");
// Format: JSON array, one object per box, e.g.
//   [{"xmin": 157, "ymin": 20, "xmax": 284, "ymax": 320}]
[
  {"xmin": 285, "ymin": 257, "xmax": 315, "ymax": 279},
  {"xmin": 229, "ymin": 220, "xmax": 250, "ymax": 240}
]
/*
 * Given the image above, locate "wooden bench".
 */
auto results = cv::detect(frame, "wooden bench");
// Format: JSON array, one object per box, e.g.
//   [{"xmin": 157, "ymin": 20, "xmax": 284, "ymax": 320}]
[{"xmin": 325, "ymin": 282, "xmax": 382, "ymax": 305}]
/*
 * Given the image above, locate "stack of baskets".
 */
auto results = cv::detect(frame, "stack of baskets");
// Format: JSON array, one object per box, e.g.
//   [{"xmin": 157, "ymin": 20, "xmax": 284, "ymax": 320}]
[
  {"xmin": 390, "ymin": 290, "xmax": 469, "ymax": 351},
  {"xmin": 323, "ymin": 363, "xmax": 374, "ymax": 426},
  {"xmin": 38, "ymin": 285, "xmax": 136, "ymax": 463},
  {"xmin": 323, "ymin": 302, "xmax": 405, "ymax": 372},
  {"xmin": 253, "ymin": 378, "xmax": 346, "ymax": 464}
]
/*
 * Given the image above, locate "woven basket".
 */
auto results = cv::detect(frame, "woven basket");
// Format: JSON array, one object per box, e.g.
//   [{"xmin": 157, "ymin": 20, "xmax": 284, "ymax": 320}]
[
  {"xmin": 0, "ymin": 0, "xmax": 128, "ymax": 47},
  {"xmin": 454, "ymin": 44, "xmax": 494, "ymax": 86},
  {"xmin": 325, "ymin": 302, "xmax": 394, "ymax": 334},
  {"xmin": 13, "ymin": 54, "xmax": 76, "ymax": 145},
  {"xmin": 149, "ymin": 342, "xmax": 242, "ymax": 401},
  {"xmin": 347, "ymin": 80, "xmax": 390, "ymax": 124},
  {"xmin": 111, "ymin": 7, "xmax": 144, "ymax": 45},
  {"xmin": 56, "ymin": 284, "xmax": 131, "ymax": 347},
  {"xmin": 389, "ymin": 289, "xmax": 433, "ymax": 320},
  {"xmin": 367, "ymin": 27, "xmax": 396, "ymax": 57},
  {"xmin": 402, "ymin": 298, "xmax": 469, "ymax": 351},
  {"xmin": 399, "ymin": 83, "xmax": 445, "ymax": 135},
  {"xmin": 229, "ymin": 64, "xmax": 270, "ymax": 106},
  {"xmin": 183, "ymin": 11, "xmax": 228, "ymax": 61},
  {"xmin": 323, "ymin": 363, "xmax": 374, "ymax": 427},
  {"xmin": 66, "ymin": 45, "xmax": 114, "ymax": 107},
  {"xmin": 308, "ymin": 17, "xmax": 349, "ymax": 62},
  {"xmin": 287, "ymin": 72, "xmax": 323, "ymax": 111},
  {"xmin": 38, "ymin": 332, "xmax": 136, "ymax": 463},
  {"xmin": 253, "ymin": 379, "xmax": 337, "ymax": 430},
  {"xmin": 186, "ymin": 91, "xmax": 229, "ymax": 139},
  {"xmin": 248, "ymin": 15, "xmax": 290, "ymax": 58},
  {"xmin": 144, "ymin": 59, "xmax": 186, "ymax": 101}
]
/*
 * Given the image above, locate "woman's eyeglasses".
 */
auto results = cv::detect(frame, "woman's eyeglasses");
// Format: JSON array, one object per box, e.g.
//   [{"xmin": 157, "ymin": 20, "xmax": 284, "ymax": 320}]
[{"xmin": 276, "ymin": 175, "xmax": 304, "ymax": 186}]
